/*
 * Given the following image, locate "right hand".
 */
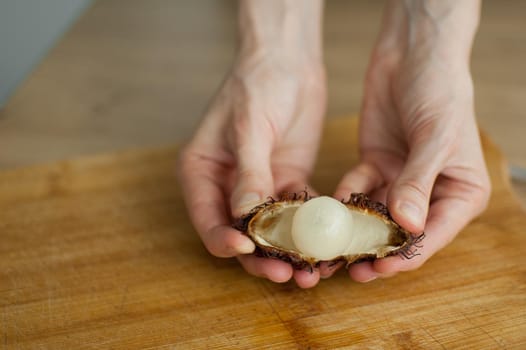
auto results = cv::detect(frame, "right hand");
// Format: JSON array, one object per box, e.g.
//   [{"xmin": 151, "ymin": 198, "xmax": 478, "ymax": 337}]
[{"xmin": 178, "ymin": 51, "xmax": 327, "ymax": 288}]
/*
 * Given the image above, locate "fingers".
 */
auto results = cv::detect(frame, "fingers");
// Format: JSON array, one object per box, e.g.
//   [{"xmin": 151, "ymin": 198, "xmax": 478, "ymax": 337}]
[
  {"xmin": 347, "ymin": 186, "xmax": 488, "ymax": 281},
  {"xmin": 333, "ymin": 162, "xmax": 384, "ymax": 200},
  {"xmin": 202, "ymin": 225, "xmax": 256, "ymax": 258},
  {"xmin": 348, "ymin": 261, "xmax": 377, "ymax": 283},
  {"xmin": 180, "ymin": 148, "xmax": 323, "ymax": 288},
  {"xmin": 178, "ymin": 148, "xmax": 255, "ymax": 257},
  {"xmin": 387, "ymin": 143, "xmax": 446, "ymax": 234},
  {"xmin": 374, "ymin": 194, "xmax": 485, "ymax": 274},
  {"xmin": 272, "ymin": 165, "xmax": 315, "ymax": 196},
  {"xmin": 293, "ymin": 269, "xmax": 320, "ymax": 289},
  {"xmin": 237, "ymin": 255, "xmax": 293, "ymax": 283},
  {"xmin": 229, "ymin": 115, "xmax": 276, "ymax": 218},
  {"xmin": 238, "ymin": 254, "xmax": 323, "ymax": 288}
]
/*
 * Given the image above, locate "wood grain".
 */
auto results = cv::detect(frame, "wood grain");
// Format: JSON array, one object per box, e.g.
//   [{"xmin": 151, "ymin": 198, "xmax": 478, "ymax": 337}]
[{"xmin": 1, "ymin": 117, "xmax": 525, "ymax": 349}]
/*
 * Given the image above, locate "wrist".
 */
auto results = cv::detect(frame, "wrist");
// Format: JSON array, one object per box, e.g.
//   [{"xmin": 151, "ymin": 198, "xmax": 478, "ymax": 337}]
[
  {"xmin": 238, "ymin": 0, "xmax": 324, "ymax": 63},
  {"xmin": 374, "ymin": 0, "xmax": 480, "ymax": 67}
]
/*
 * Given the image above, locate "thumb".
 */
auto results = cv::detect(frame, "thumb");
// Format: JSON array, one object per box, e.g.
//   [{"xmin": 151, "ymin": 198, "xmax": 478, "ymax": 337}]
[
  {"xmin": 333, "ymin": 161, "xmax": 384, "ymax": 201},
  {"xmin": 230, "ymin": 121, "xmax": 275, "ymax": 218},
  {"xmin": 387, "ymin": 144, "xmax": 445, "ymax": 233}
]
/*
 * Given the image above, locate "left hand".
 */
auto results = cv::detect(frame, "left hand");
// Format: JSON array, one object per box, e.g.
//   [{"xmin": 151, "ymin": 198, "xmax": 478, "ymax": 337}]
[{"xmin": 328, "ymin": 0, "xmax": 490, "ymax": 282}]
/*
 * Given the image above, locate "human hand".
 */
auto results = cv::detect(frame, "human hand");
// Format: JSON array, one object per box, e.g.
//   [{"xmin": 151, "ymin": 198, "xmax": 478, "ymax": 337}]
[
  {"xmin": 178, "ymin": 0, "xmax": 327, "ymax": 288},
  {"xmin": 332, "ymin": 0, "xmax": 490, "ymax": 282}
]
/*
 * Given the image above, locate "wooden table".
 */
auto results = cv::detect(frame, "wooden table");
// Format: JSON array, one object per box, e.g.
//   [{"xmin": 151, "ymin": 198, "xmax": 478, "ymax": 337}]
[{"xmin": 1, "ymin": 118, "xmax": 525, "ymax": 349}]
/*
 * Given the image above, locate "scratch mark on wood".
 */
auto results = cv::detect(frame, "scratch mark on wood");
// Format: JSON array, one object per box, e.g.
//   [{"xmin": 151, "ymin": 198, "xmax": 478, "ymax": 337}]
[
  {"xmin": 458, "ymin": 309, "xmax": 506, "ymax": 348},
  {"xmin": 421, "ymin": 327, "xmax": 446, "ymax": 350}
]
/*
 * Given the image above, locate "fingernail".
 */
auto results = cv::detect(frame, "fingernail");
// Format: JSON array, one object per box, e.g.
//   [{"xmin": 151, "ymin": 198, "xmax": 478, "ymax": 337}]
[
  {"xmin": 237, "ymin": 192, "xmax": 262, "ymax": 212},
  {"xmin": 237, "ymin": 239, "xmax": 256, "ymax": 255},
  {"xmin": 397, "ymin": 201, "xmax": 422, "ymax": 226},
  {"xmin": 362, "ymin": 275, "xmax": 377, "ymax": 283}
]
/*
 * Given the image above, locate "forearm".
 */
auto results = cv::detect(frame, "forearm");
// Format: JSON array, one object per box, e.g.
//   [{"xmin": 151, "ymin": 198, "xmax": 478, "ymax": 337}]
[
  {"xmin": 238, "ymin": 0, "xmax": 324, "ymax": 62},
  {"xmin": 376, "ymin": 0, "xmax": 481, "ymax": 64}
]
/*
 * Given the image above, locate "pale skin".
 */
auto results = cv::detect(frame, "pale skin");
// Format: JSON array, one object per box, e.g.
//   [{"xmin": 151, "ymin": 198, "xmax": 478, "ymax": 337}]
[{"xmin": 178, "ymin": 0, "xmax": 491, "ymax": 288}]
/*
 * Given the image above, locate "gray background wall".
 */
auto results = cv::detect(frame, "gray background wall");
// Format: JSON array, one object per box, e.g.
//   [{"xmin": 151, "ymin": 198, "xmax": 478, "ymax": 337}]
[{"xmin": 0, "ymin": 0, "xmax": 93, "ymax": 107}]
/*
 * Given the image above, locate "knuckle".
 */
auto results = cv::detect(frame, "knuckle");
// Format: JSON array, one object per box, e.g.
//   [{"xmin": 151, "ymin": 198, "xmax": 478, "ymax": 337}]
[
  {"xmin": 399, "ymin": 180, "xmax": 429, "ymax": 203},
  {"xmin": 411, "ymin": 116, "xmax": 458, "ymax": 152},
  {"xmin": 232, "ymin": 114, "xmax": 276, "ymax": 149},
  {"xmin": 352, "ymin": 163, "xmax": 374, "ymax": 180},
  {"xmin": 236, "ymin": 168, "xmax": 272, "ymax": 192},
  {"xmin": 232, "ymin": 114, "xmax": 251, "ymax": 139},
  {"xmin": 238, "ymin": 168, "xmax": 259, "ymax": 181}
]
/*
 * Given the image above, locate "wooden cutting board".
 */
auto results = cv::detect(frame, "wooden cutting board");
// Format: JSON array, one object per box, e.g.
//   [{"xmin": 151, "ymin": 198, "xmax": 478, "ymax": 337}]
[{"xmin": 1, "ymin": 117, "xmax": 525, "ymax": 349}]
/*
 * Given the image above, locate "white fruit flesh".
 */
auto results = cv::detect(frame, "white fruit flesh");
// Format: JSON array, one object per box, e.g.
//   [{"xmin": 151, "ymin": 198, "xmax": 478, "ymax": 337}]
[
  {"xmin": 249, "ymin": 197, "xmax": 400, "ymax": 261},
  {"xmin": 291, "ymin": 196, "xmax": 353, "ymax": 260}
]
